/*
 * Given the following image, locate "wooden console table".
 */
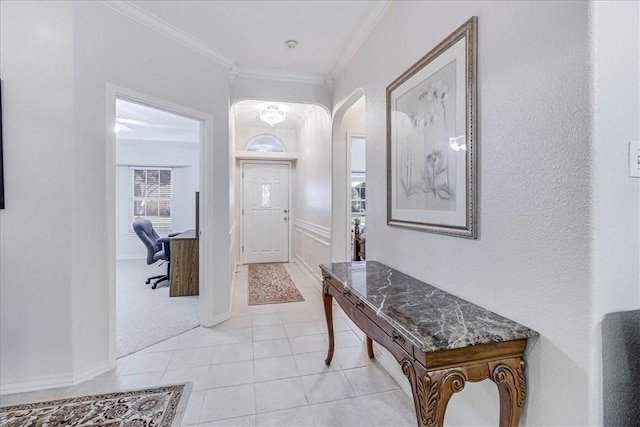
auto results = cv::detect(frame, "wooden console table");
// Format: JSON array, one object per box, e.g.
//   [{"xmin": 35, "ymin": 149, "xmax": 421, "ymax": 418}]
[
  {"xmin": 321, "ymin": 261, "xmax": 538, "ymax": 427},
  {"xmin": 169, "ymin": 229, "xmax": 198, "ymax": 297}
]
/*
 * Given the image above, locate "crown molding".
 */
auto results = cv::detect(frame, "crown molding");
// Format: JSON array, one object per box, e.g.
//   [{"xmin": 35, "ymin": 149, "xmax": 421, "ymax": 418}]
[
  {"xmin": 231, "ymin": 65, "xmax": 332, "ymax": 88},
  {"xmin": 331, "ymin": 0, "xmax": 392, "ymax": 78},
  {"xmin": 99, "ymin": 1, "xmax": 235, "ymax": 69}
]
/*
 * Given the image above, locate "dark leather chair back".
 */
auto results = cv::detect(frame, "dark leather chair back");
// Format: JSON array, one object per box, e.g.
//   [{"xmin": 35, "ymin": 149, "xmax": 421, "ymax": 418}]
[{"xmin": 132, "ymin": 218, "xmax": 166, "ymax": 265}]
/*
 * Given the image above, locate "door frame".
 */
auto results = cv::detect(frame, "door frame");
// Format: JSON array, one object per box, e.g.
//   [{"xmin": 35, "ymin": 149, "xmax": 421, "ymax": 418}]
[
  {"xmin": 239, "ymin": 160, "xmax": 293, "ymax": 265},
  {"xmin": 346, "ymin": 132, "xmax": 366, "ymax": 261},
  {"xmin": 331, "ymin": 88, "xmax": 365, "ymax": 263},
  {"xmin": 106, "ymin": 84, "xmax": 214, "ymax": 366}
]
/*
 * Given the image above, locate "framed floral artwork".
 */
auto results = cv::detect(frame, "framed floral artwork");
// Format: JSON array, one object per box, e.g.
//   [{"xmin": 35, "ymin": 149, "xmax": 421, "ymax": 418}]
[{"xmin": 386, "ymin": 17, "xmax": 477, "ymax": 238}]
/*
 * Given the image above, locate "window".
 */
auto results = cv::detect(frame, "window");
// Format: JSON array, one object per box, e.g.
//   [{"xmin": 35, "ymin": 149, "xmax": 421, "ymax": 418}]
[
  {"xmin": 131, "ymin": 168, "xmax": 172, "ymax": 230},
  {"xmin": 351, "ymin": 174, "xmax": 366, "ymax": 220},
  {"xmin": 246, "ymin": 134, "xmax": 285, "ymax": 152},
  {"xmin": 261, "ymin": 184, "xmax": 272, "ymax": 207}
]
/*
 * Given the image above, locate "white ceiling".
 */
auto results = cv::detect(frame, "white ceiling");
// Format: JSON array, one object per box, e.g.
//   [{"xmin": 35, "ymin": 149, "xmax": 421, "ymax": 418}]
[
  {"xmin": 125, "ymin": 0, "xmax": 388, "ymax": 78},
  {"xmin": 114, "ymin": 1, "xmax": 383, "ymax": 140},
  {"xmin": 115, "ymin": 99, "xmax": 200, "ymax": 142},
  {"xmin": 115, "ymin": 98, "xmax": 315, "ymax": 142},
  {"xmin": 233, "ymin": 100, "xmax": 315, "ymax": 130}
]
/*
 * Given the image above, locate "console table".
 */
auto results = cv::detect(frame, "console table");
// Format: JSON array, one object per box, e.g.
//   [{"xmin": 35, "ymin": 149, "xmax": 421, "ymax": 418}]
[{"xmin": 321, "ymin": 261, "xmax": 538, "ymax": 427}]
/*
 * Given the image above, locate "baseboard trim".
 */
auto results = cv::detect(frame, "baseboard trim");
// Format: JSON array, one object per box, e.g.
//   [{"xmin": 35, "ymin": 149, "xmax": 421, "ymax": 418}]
[
  {"xmin": 1, "ymin": 360, "xmax": 111, "ymax": 396},
  {"xmin": 228, "ymin": 265, "xmax": 237, "ymax": 311},
  {"xmin": 72, "ymin": 361, "xmax": 111, "ymax": 385},
  {"xmin": 1, "ymin": 373, "xmax": 73, "ymax": 395},
  {"xmin": 209, "ymin": 311, "xmax": 231, "ymax": 327},
  {"xmin": 372, "ymin": 342, "xmax": 413, "ymax": 399},
  {"xmin": 293, "ymin": 257, "xmax": 323, "ymax": 290}
]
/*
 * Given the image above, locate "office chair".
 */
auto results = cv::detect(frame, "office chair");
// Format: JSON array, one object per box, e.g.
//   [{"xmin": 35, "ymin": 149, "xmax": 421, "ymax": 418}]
[{"xmin": 132, "ymin": 218, "xmax": 179, "ymax": 289}]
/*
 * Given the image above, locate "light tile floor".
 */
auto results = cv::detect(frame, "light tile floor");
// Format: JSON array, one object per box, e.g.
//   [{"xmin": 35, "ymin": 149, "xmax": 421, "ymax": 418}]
[{"xmin": 0, "ymin": 263, "xmax": 415, "ymax": 427}]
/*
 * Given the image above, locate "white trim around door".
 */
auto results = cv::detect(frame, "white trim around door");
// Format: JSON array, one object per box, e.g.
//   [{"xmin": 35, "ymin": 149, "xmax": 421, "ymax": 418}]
[{"xmin": 106, "ymin": 84, "xmax": 214, "ymax": 369}]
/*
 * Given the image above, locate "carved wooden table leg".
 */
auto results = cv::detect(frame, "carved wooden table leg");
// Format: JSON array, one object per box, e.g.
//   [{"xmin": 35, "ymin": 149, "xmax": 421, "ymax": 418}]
[
  {"xmin": 401, "ymin": 356, "xmax": 526, "ymax": 427},
  {"xmin": 489, "ymin": 358, "xmax": 525, "ymax": 427},
  {"xmin": 322, "ymin": 282, "xmax": 335, "ymax": 365},
  {"xmin": 400, "ymin": 359, "xmax": 428, "ymax": 427},
  {"xmin": 402, "ymin": 360, "xmax": 468, "ymax": 427},
  {"xmin": 366, "ymin": 336, "xmax": 375, "ymax": 358}
]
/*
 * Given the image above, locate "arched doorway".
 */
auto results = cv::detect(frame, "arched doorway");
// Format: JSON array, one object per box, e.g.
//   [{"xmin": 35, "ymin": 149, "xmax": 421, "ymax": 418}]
[{"xmin": 331, "ymin": 89, "xmax": 366, "ymax": 262}]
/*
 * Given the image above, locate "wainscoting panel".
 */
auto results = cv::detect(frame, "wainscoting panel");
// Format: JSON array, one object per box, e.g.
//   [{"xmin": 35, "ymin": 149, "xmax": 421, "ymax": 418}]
[{"xmin": 293, "ymin": 220, "xmax": 331, "ymax": 286}]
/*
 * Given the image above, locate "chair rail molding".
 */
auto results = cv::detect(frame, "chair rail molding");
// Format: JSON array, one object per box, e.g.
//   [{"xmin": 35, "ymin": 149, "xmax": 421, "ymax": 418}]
[{"xmin": 294, "ymin": 219, "xmax": 331, "ymax": 240}]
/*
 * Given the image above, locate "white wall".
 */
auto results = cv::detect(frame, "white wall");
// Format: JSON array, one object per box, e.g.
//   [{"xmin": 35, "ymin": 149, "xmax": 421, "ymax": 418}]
[
  {"xmin": 0, "ymin": 0, "xmax": 75, "ymax": 391},
  {"xmin": 334, "ymin": 1, "xmax": 593, "ymax": 424},
  {"xmin": 115, "ymin": 139, "xmax": 200, "ymax": 260},
  {"xmin": 591, "ymin": 1, "xmax": 640, "ymax": 423},
  {"xmin": 0, "ymin": 1, "xmax": 232, "ymax": 392},
  {"xmin": 295, "ymin": 107, "xmax": 332, "ymax": 229},
  {"xmin": 229, "ymin": 114, "xmax": 239, "ymax": 280},
  {"xmin": 293, "ymin": 106, "xmax": 333, "ymax": 282},
  {"xmin": 231, "ymin": 76, "xmax": 333, "ymax": 113}
]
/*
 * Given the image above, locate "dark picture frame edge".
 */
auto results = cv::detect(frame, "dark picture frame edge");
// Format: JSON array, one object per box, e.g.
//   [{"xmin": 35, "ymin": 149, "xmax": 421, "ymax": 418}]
[{"xmin": 0, "ymin": 79, "xmax": 4, "ymax": 210}]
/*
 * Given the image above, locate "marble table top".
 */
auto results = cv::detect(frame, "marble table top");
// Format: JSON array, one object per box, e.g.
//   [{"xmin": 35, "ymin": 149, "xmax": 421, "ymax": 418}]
[{"xmin": 320, "ymin": 261, "xmax": 538, "ymax": 353}]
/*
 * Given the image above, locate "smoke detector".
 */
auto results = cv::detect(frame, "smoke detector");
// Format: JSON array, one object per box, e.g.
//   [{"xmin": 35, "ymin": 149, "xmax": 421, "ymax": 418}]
[{"xmin": 286, "ymin": 40, "xmax": 298, "ymax": 49}]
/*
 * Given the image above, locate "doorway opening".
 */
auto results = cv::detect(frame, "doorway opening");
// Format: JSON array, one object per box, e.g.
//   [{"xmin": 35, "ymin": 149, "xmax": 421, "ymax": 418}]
[
  {"xmin": 231, "ymin": 99, "xmax": 332, "ymax": 287},
  {"xmin": 350, "ymin": 135, "xmax": 366, "ymax": 261},
  {"xmin": 113, "ymin": 97, "xmax": 202, "ymax": 358},
  {"xmin": 331, "ymin": 91, "xmax": 366, "ymax": 262}
]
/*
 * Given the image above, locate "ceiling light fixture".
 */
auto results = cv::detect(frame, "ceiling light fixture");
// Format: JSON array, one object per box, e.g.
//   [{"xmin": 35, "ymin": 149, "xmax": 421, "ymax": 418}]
[
  {"xmin": 286, "ymin": 40, "xmax": 298, "ymax": 49},
  {"xmin": 260, "ymin": 105, "xmax": 286, "ymax": 127}
]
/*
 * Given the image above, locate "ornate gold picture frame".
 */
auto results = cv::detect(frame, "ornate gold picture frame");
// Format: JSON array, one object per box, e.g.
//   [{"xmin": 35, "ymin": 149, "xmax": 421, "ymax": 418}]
[{"xmin": 387, "ymin": 17, "xmax": 477, "ymax": 238}]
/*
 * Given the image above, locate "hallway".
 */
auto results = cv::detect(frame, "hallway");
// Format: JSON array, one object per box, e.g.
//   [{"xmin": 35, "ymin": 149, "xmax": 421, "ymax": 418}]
[{"xmin": 1, "ymin": 263, "xmax": 415, "ymax": 426}]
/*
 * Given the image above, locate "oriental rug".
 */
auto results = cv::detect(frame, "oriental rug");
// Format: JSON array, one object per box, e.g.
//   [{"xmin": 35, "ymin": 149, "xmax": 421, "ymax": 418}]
[
  {"xmin": 0, "ymin": 383, "xmax": 190, "ymax": 427},
  {"xmin": 248, "ymin": 263, "xmax": 305, "ymax": 305}
]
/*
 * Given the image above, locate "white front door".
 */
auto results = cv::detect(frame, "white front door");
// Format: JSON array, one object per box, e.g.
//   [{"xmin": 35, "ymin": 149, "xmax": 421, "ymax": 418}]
[{"xmin": 242, "ymin": 163, "xmax": 290, "ymax": 264}]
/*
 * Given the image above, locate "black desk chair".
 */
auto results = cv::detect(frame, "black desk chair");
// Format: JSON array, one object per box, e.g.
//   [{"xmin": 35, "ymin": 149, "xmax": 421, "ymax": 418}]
[{"xmin": 132, "ymin": 218, "xmax": 180, "ymax": 289}]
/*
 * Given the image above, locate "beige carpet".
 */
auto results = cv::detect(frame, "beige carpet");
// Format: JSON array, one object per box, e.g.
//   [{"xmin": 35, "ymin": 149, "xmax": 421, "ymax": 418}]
[
  {"xmin": 0, "ymin": 383, "xmax": 190, "ymax": 427},
  {"xmin": 116, "ymin": 259, "xmax": 198, "ymax": 358},
  {"xmin": 248, "ymin": 263, "xmax": 305, "ymax": 305}
]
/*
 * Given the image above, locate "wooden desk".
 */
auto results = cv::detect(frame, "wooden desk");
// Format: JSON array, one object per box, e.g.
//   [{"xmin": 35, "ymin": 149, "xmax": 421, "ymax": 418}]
[
  {"xmin": 321, "ymin": 261, "xmax": 538, "ymax": 427},
  {"xmin": 170, "ymin": 229, "xmax": 198, "ymax": 297}
]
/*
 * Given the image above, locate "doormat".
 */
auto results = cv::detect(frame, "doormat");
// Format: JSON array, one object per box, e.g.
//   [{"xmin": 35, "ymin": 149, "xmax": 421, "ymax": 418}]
[
  {"xmin": 0, "ymin": 383, "xmax": 191, "ymax": 427},
  {"xmin": 248, "ymin": 263, "xmax": 305, "ymax": 305}
]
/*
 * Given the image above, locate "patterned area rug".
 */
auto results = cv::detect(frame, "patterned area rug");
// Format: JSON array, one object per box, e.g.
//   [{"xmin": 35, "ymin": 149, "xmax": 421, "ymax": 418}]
[
  {"xmin": 0, "ymin": 383, "xmax": 190, "ymax": 427},
  {"xmin": 248, "ymin": 263, "xmax": 305, "ymax": 305}
]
